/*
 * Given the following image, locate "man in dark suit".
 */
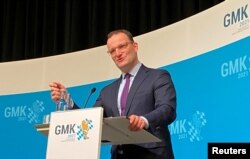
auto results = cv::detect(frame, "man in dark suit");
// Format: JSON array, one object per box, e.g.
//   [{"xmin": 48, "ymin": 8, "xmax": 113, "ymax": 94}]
[{"xmin": 50, "ymin": 29, "xmax": 176, "ymax": 159}]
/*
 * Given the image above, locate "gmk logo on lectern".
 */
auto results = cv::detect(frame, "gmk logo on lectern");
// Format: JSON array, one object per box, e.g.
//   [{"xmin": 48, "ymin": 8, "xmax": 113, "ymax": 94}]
[{"xmin": 54, "ymin": 118, "xmax": 94, "ymax": 141}]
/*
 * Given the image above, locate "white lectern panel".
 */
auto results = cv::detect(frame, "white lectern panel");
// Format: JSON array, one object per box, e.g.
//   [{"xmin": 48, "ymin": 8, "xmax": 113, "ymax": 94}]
[{"xmin": 46, "ymin": 107, "xmax": 103, "ymax": 159}]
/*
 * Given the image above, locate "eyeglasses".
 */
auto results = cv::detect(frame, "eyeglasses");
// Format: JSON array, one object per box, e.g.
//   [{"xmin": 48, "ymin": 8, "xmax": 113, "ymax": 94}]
[{"xmin": 107, "ymin": 42, "xmax": 133, "ymax": 55}]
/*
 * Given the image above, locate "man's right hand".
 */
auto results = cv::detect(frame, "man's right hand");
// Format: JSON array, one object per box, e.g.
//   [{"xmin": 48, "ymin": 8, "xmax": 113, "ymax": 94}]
[{"xmin": 49, "ymin": 82, "xmax": 66, "ymax": 103}]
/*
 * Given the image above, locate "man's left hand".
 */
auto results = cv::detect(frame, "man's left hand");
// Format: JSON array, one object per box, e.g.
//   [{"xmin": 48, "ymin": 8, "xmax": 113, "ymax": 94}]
[{"xmin": 128, "ymin": 115, "xmax": 146, "ymax": 131}]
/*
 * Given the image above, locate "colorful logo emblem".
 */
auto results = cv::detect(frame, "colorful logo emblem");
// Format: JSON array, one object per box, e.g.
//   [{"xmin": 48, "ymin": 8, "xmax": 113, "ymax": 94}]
[{"xmin": 76, "ymin": 118, "xmax": 94, "ymax": 141}]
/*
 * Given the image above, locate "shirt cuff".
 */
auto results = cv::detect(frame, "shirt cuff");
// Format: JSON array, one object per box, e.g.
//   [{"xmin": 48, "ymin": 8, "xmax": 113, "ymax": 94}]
[{"xmin": 140, "ymin": 116, "xmax": 149, "ymax": 129}]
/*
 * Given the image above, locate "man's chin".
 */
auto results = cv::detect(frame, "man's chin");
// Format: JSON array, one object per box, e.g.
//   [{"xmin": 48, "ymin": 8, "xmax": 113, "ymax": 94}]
[
  {"xmin": 116, "ymin": 63, "xmax": 128, "ymax": 72},
  {"xmin": 116, "ymin": 61, "xmax": 126, "ymax": 68}
]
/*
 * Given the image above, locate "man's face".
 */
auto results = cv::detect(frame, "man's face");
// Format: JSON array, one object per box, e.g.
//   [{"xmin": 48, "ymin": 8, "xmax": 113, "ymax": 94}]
[{"xmin": 107, "ymin": 33, "xmax": 138, "ymax": 73}]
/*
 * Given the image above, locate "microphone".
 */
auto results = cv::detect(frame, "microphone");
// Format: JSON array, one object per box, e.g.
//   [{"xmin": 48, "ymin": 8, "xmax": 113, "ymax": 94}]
[{"xmin": 83, "ymin": 87, "xmax": 96, "ymax": 108}]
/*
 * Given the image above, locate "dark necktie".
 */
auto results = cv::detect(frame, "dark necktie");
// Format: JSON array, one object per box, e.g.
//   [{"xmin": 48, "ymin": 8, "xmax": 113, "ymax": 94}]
[{"xmin": 120, "ymin": 73, "xmax": 131, "ymax": 116}]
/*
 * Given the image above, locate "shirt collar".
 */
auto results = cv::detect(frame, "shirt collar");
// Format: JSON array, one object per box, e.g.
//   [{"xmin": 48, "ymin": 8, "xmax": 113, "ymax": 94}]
[{"xmin": 122, "ymin": 62, "xmax": 142, "ymax": 78}]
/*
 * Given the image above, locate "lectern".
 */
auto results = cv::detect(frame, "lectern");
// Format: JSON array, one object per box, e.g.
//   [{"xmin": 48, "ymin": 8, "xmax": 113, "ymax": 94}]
[{"xmin": 35, "ymin": 107, "xmax": 161, "ymax": 159}]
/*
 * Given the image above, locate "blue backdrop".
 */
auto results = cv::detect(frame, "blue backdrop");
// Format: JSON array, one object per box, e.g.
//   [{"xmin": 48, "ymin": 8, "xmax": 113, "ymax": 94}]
[{"xmin": 1, "ymin": 36, "xmax": 250, "ymax": 159}]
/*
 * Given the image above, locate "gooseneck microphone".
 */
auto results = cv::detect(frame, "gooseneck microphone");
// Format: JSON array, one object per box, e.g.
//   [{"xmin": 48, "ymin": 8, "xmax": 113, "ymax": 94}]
[{"xmin": 83, "ymin": 87, "xmax": 96, "ymax": 108}]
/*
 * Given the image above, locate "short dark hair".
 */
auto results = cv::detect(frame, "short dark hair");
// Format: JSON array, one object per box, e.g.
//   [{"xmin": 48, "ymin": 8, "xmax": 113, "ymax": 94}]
[{"xmin": 107, "ymin": 29, "xmax": 134, "ymax": 42}]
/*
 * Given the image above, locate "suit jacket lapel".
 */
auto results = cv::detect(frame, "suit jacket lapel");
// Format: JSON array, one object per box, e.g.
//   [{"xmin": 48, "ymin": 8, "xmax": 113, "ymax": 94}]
[
  {"xmin": 125, "ymin": 65, "xmax": 149, "ymax": 115},
  {"xmin": 112, "ymin": 77, "xmax": 122, "ymax": 116}
]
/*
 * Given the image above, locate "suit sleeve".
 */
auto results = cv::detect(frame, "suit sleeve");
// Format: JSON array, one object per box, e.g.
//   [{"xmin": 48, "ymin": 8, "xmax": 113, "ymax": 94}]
[{"xmin": 144, "ymin": 70, "xmax": 177, "ymax": 130}]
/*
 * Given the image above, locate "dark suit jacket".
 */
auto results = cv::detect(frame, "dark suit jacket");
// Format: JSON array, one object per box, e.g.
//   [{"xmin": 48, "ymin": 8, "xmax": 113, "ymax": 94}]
[{"xmin": 91, "ymin": 64, "xmax": 176, "ymax": 158}]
